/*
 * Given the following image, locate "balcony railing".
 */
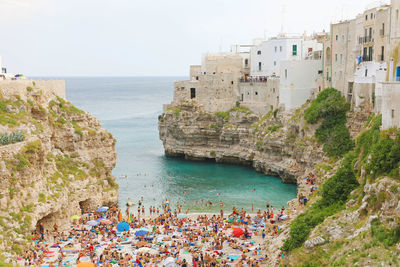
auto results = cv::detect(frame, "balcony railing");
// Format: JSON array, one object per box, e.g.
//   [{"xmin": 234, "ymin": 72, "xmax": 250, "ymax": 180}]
[
  {"xmin": 358, "ymin": 36, "xmax": 373, "ymax": 44},
  {"xmin": 362, "ymin": 55, "xmax": 372, "ymax": 62}
]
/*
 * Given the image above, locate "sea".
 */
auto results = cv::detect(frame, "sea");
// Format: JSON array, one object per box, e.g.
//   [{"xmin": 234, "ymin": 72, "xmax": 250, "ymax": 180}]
[{"xmin": 59, "ymin": 77, "xmax": 297, "ymax": 213}]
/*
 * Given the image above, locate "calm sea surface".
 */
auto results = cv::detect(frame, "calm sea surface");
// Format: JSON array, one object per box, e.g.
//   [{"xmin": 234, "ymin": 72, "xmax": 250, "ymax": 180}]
[{"xmin": 60, "ymin": 77, "xmax": 297, "ymax": 213}]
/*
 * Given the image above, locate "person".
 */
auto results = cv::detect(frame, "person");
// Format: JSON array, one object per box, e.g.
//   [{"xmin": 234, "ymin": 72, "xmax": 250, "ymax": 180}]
[
  {"xmin": 266, "ymin": 201, "xmax": 270, "ymax": 208},
  {"xmin": 262, "ymin": 230, "xmax": 266, "ymax": 239}
]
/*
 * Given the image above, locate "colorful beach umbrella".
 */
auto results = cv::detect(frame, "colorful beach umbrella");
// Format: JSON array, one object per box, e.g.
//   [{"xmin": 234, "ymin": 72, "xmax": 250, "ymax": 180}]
[
  {"xmin": 135, "ymin": 228, "xmax": 150, "ymax": 236},
  {"xmin": 96, "ymin": 207, "xmax": 108, "ymax": 212},
  {"xmin": 232, "ymin": 228, "xmax": 244, "ymax": 238},
  {"xmin": 87, "ymin": 220, "xmax": 99, "ymax": 226},
  {"xmin": 70, "ymin": 215, "xmax": 81, "ymax": 220},
  {"xmin": 116, "ymin": 221, "xmax": 130, "ymax": 232},
  {"xmin": 99, "ymin": 219, "xmax": 112, "ymax": 225},
  {"xmin": 62, "ymin": 246, "xmax": 78, "ymax": 252}
]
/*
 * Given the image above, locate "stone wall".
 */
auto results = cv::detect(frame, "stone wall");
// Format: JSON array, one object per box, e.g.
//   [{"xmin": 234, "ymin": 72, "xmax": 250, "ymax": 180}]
[
  {"xmin": 0, "ymin": 80, "xmax": 66, "ymax": 101},
  {"xmin": 238, "ymin": 78, "xmax": 280, "ymax": 114}
]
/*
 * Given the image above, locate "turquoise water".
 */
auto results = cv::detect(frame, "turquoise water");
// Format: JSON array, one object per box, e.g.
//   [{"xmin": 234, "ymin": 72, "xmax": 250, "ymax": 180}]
[{"xmin": 63, "ymin": 77, "xmax": 297, "ymax": 213}]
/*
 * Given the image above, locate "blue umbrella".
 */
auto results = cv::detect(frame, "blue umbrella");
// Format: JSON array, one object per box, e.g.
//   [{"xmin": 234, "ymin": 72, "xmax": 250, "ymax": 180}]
[
  {"xmin": 96, "ymin": 207, "xmax": 108, "ymax": 212},
  {"xmin": 87, "ymin": 220, "xmax": 99, "ymax": 226},
  {"xmin": 135, "ymin": 228, "xmax": 150, "ymax": 236},
  {"xmin": 117, "ymin": 221, "xmax": 130, "ymax": 232}
]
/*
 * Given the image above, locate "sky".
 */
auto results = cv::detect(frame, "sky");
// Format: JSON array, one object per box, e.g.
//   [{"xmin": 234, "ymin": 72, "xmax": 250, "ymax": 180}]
[{"xmin": 0, "ymin": 0, "xmax": 390, "ymax": 76}]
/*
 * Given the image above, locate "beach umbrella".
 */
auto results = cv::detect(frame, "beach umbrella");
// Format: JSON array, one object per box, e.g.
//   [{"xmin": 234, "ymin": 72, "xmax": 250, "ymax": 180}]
[
  {"xmin": 99, "ymin": 219, "xmax": 112, "ymax": 225},
  {"xmin": 135, "ymin": 228, "xmax": 150, "ymax": 236},
  {"xmin": 77, "ymin": 263, "xmax": 95, "ymax": 267},
  {"xmin": 232, "ymin": 228, "xmax": 244, "ymax": 238},
  {"xmin": 96, "ymin": 207, "xmax": 108, "ymax": 212},
  {"xmin": 177, "ymin": 213, "xmax": 187, "ymax": 219},
  {"xmin": 87, "ymin": 220, "xmax": 99, "ymax": 226},
  {"xmin": 70, "ymin": 215, "xmax": 81, "ymax": 220},
  {"xmin": 62, "ymin": 246, "xmax": 78, "ymax": 253},
  {"xmin": 161, "ymin": 257, "xmax": 178, "ymax": 267},
  {"xmin": 253, "ymin": 217, "xmax": 262, "ymax": 223},
  {"xmin": 117, "ymin": 221, "xmax": 130, "ymax": 232}
]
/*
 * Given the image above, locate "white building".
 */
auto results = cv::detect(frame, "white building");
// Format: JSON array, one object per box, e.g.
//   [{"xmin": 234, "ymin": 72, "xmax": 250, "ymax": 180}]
[
  {"xmin": 279, "ymin": 59, "xmax": 323, "ymax": 110},
  {"xmin": 250, "ymin": 34, "xmax": 322, "ymax": 77}
]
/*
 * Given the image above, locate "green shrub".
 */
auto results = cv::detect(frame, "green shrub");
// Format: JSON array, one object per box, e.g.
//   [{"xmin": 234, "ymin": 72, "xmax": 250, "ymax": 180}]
[
  {"xmin": 371, "ymin": 219, "xmax": 400, "ymax": 248},
  {"xmin": 283, "ymin": 152, "xmax": 358, "ymax": 251},
  {"xmin": 38, "ymin": 193, "xmax": 46, "ymax": 203},
  {"xmin": 0, "ymin": 131, "xmax": 25, "ymax": 145},
  {"xmin": 26, "ymin": 87, "xmax": 33, "ymax": 92},
  {"xmin": 215, "ymin": 111, "xmax": 230, "ymax": 120},
  {"xmin": 305, "ymin": 88, "xmax": 353, "ymax": 158}
]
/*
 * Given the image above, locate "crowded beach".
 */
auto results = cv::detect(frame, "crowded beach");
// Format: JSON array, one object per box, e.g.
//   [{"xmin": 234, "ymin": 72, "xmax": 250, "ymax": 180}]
[
  {"xmin": 19, "ymin": 172, "xmax": 317, "ymax": 267},
  {"xmin": 20, "ymin": 201, "xmax": 294, "ymax": 267}
]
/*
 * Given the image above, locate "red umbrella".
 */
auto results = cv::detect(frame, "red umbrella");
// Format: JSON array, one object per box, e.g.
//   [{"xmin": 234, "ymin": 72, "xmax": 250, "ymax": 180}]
[{"xmin": 232, "ymin": 228, "xmax": 244, "ymax": 238}]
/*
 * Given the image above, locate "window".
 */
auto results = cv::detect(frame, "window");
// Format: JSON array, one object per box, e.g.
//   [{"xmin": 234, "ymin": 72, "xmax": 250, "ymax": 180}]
[
  {"xmin": 241, "ymin": 94, "xmax": 244, "ymax": 101},
  {"xmin": 274, "ymin": 61, "xmax": 276, "ymax": 66},
  {"xmin": 381, "ymin": 46, "xmax": 385, "ymax": 61},
  {"xmin": 196, "ymin": 76, "xmax": 199, "ymax": 80},
  {"xmin": 258, "ymin": 62, "xmax": 262, "ymax": 71},
  {"xmin": 190, "ymin": 88, "xmax": 196, "ymax": 99},
  {"xmin": 340, "ymin": 54, "xmax": 343, "ymax": 64},
  {"xmin": 371, "ymin": 13, "xmax": 373, "ymax": 19},
  {"xmin": 280, "ymin": 46, "xmax": 282, "ymax": 52},
  {"xmin": 255, "ymin": 92, "xmax": 258, "ymax": 96},
  {"xmin": 257, "ymin": 50, "xmax": 261, "ymax": 55},
  {"xmin": 392, "ymin": 109, "xmax": 395, "ymax": 119},
  {"xmin": 335, "ymin": 54, "xmax": 338, "ymax": 62},
  {"xmin": 285, "ymin": 69, "xmax": 288, "ymax": 79},
  {"xmin": 342, "ymin": 35, "xmax": 345, "ymax": 44},
  {"xmin": 365, "ymin": 69, "xmax": 368, "ymax": 77},
  {"xmin": 365, "ymin": 15, "xmax": 368, "ymax": 21},
  {"xmin": 245, "ymin": 59, "xmax": 249, "ymax": 68},
  {"xmin": 275, "ymin": 46, "xmax": 277, "ymax": 52},
  {"xmin": 336, "ymin": 35, "xmax": 338, "ymax": 41},
  {"xmin": 292, "ymin": 45, "xmax": 297, "ymax": 56},
  {"xmin": 273, "ymin": 88, "xmax": 275, "ymax": 93}
]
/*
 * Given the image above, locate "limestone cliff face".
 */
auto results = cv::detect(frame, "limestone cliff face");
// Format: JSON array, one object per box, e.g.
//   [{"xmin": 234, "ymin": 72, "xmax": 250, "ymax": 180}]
[
  {"xmin": 0, "ymin": 84, "xmax": 118, "ymax": 256},
  {"xmin": 158, "ymin": 102, "xmax": 327, "ymax": 185}
]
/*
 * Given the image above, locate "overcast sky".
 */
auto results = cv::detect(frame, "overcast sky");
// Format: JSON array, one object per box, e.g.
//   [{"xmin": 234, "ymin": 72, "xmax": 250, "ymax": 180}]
[{"xmin": 0, "ymin": 0, "xmax": 390, "ymax": 76}]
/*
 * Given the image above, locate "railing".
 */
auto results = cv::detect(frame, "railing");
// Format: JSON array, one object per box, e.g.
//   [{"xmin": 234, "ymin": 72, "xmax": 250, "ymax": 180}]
[
  {"xmin": 378, "ymin": 54, "xmax": 384, "ymax": 61},
  {"xmin": 362, "ymin": 55, "xmax": 372, "ymax": 62},
  {"xmin": 380, "ymin": 29, "xmax": 385, "ymax": 36},
  {"xmin": 358, "ymin": 36, "xmax": 373, "ymax": 44}
]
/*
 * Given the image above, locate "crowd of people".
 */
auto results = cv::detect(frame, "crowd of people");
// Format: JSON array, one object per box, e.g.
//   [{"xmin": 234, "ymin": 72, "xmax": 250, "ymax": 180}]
[{"xmin": 20, "ymin": 199, "xmax": 293, "ymax": 267}]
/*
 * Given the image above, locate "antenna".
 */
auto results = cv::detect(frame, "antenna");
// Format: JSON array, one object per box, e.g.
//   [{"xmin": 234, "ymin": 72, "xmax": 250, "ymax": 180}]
[{"xmin": 281, "ymin": 0, "xmax": 286, "ymax": 35}]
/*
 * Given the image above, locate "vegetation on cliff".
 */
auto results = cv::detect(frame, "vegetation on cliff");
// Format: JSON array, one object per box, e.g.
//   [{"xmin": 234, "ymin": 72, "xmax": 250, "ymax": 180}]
[
  {"xmin": 304, "ymin": 88, "xmax": 354, "ymax": 158},
  {"xmin": 284, "ymin": 110, "xmax": 400, "ymax": 266}
]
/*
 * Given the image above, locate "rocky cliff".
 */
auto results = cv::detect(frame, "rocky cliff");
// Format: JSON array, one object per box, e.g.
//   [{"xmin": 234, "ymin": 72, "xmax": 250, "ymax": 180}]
[{"xmin": 0, "ymin": 82, "xmax": 118, "ymax": 258}]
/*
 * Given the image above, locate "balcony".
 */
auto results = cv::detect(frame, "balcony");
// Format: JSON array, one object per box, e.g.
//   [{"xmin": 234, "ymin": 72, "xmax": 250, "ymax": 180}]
[{"xmin": 358, "ymin": 36, "xmax": 373, "ymax": 44}]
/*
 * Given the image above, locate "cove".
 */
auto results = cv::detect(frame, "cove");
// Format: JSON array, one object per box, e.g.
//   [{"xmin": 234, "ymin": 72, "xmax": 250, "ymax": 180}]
[{"xmin": 64, "ymin": 77, "xmax": 297, "ymax": 213}]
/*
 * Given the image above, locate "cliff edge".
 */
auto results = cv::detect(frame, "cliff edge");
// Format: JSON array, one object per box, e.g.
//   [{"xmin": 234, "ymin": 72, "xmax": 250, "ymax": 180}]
[{"xmin": 0, "ymin": 81, "xmax": 118, "ymax": 259}]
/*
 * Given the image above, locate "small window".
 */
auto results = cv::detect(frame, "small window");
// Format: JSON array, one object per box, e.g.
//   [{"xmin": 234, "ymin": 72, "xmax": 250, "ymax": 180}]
[
  {"xmin": 336, "ymin": 35, "xmax": 338, "ymax": 41},
  {"xmin": 392, "ymin": 109, "xmax": 395, "ymax": 118},
  {"xmin": 371, "ymin": 13, "xmax": 373, "ymax": 19},
  {"xmin": 190, "ymin": 88, "xmax": 196, "ymax": 99},
  {"xmin": 257, "ymin": 50, "xmax": 262, "ymax": 55},
  {"xmin": 231, "ymin": 81, "xmax": 234, "ymax": 85},
  {"xmin": 245, "ymin": 59, "xmax": 249, "ymax": 67},
  {"xmin": 366, "ymin": 15, "xmax": 368, "ymax": 21},
  {"xmin": 196, "ymin": 76, "xmax": 199, "ymax": 80},
  {"xmin": 335, "ymin": 54, "xmax": 338, "ymax": 61},
  {"xmin": 340, "ymin": 54, "xmax": 343, "ymax": 64},
  {"xmin": 255, "ymin": 92, "xmax": 258, "ymax": 96},
  {"xmin": 365, "ymin": 69, "xmax": 368, "ymax": 77},
  {"xmin": 292, "ymin": 45, "xmax": 297, "ymax": 56},
  {"xmin": 280, "ymin": 46, "xmax": 282, "ymax": 52},
  {"xmin": 274, "ymin": 61, "xmax": 276, "ymax": 66},
  {"xmin": 285, "ymin": 69, "xmax": 288, "ymax": 78},
  {"xmin": 273, "ymin": 88, "xmax": 275, "ymax": 93},
  {"xmin": 258, "ymin": 62, "xmax": 262, "ymax": 71},
  {"xmin": 275, "ymin": 46, "xmax": 277, "ymax": 52}
]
